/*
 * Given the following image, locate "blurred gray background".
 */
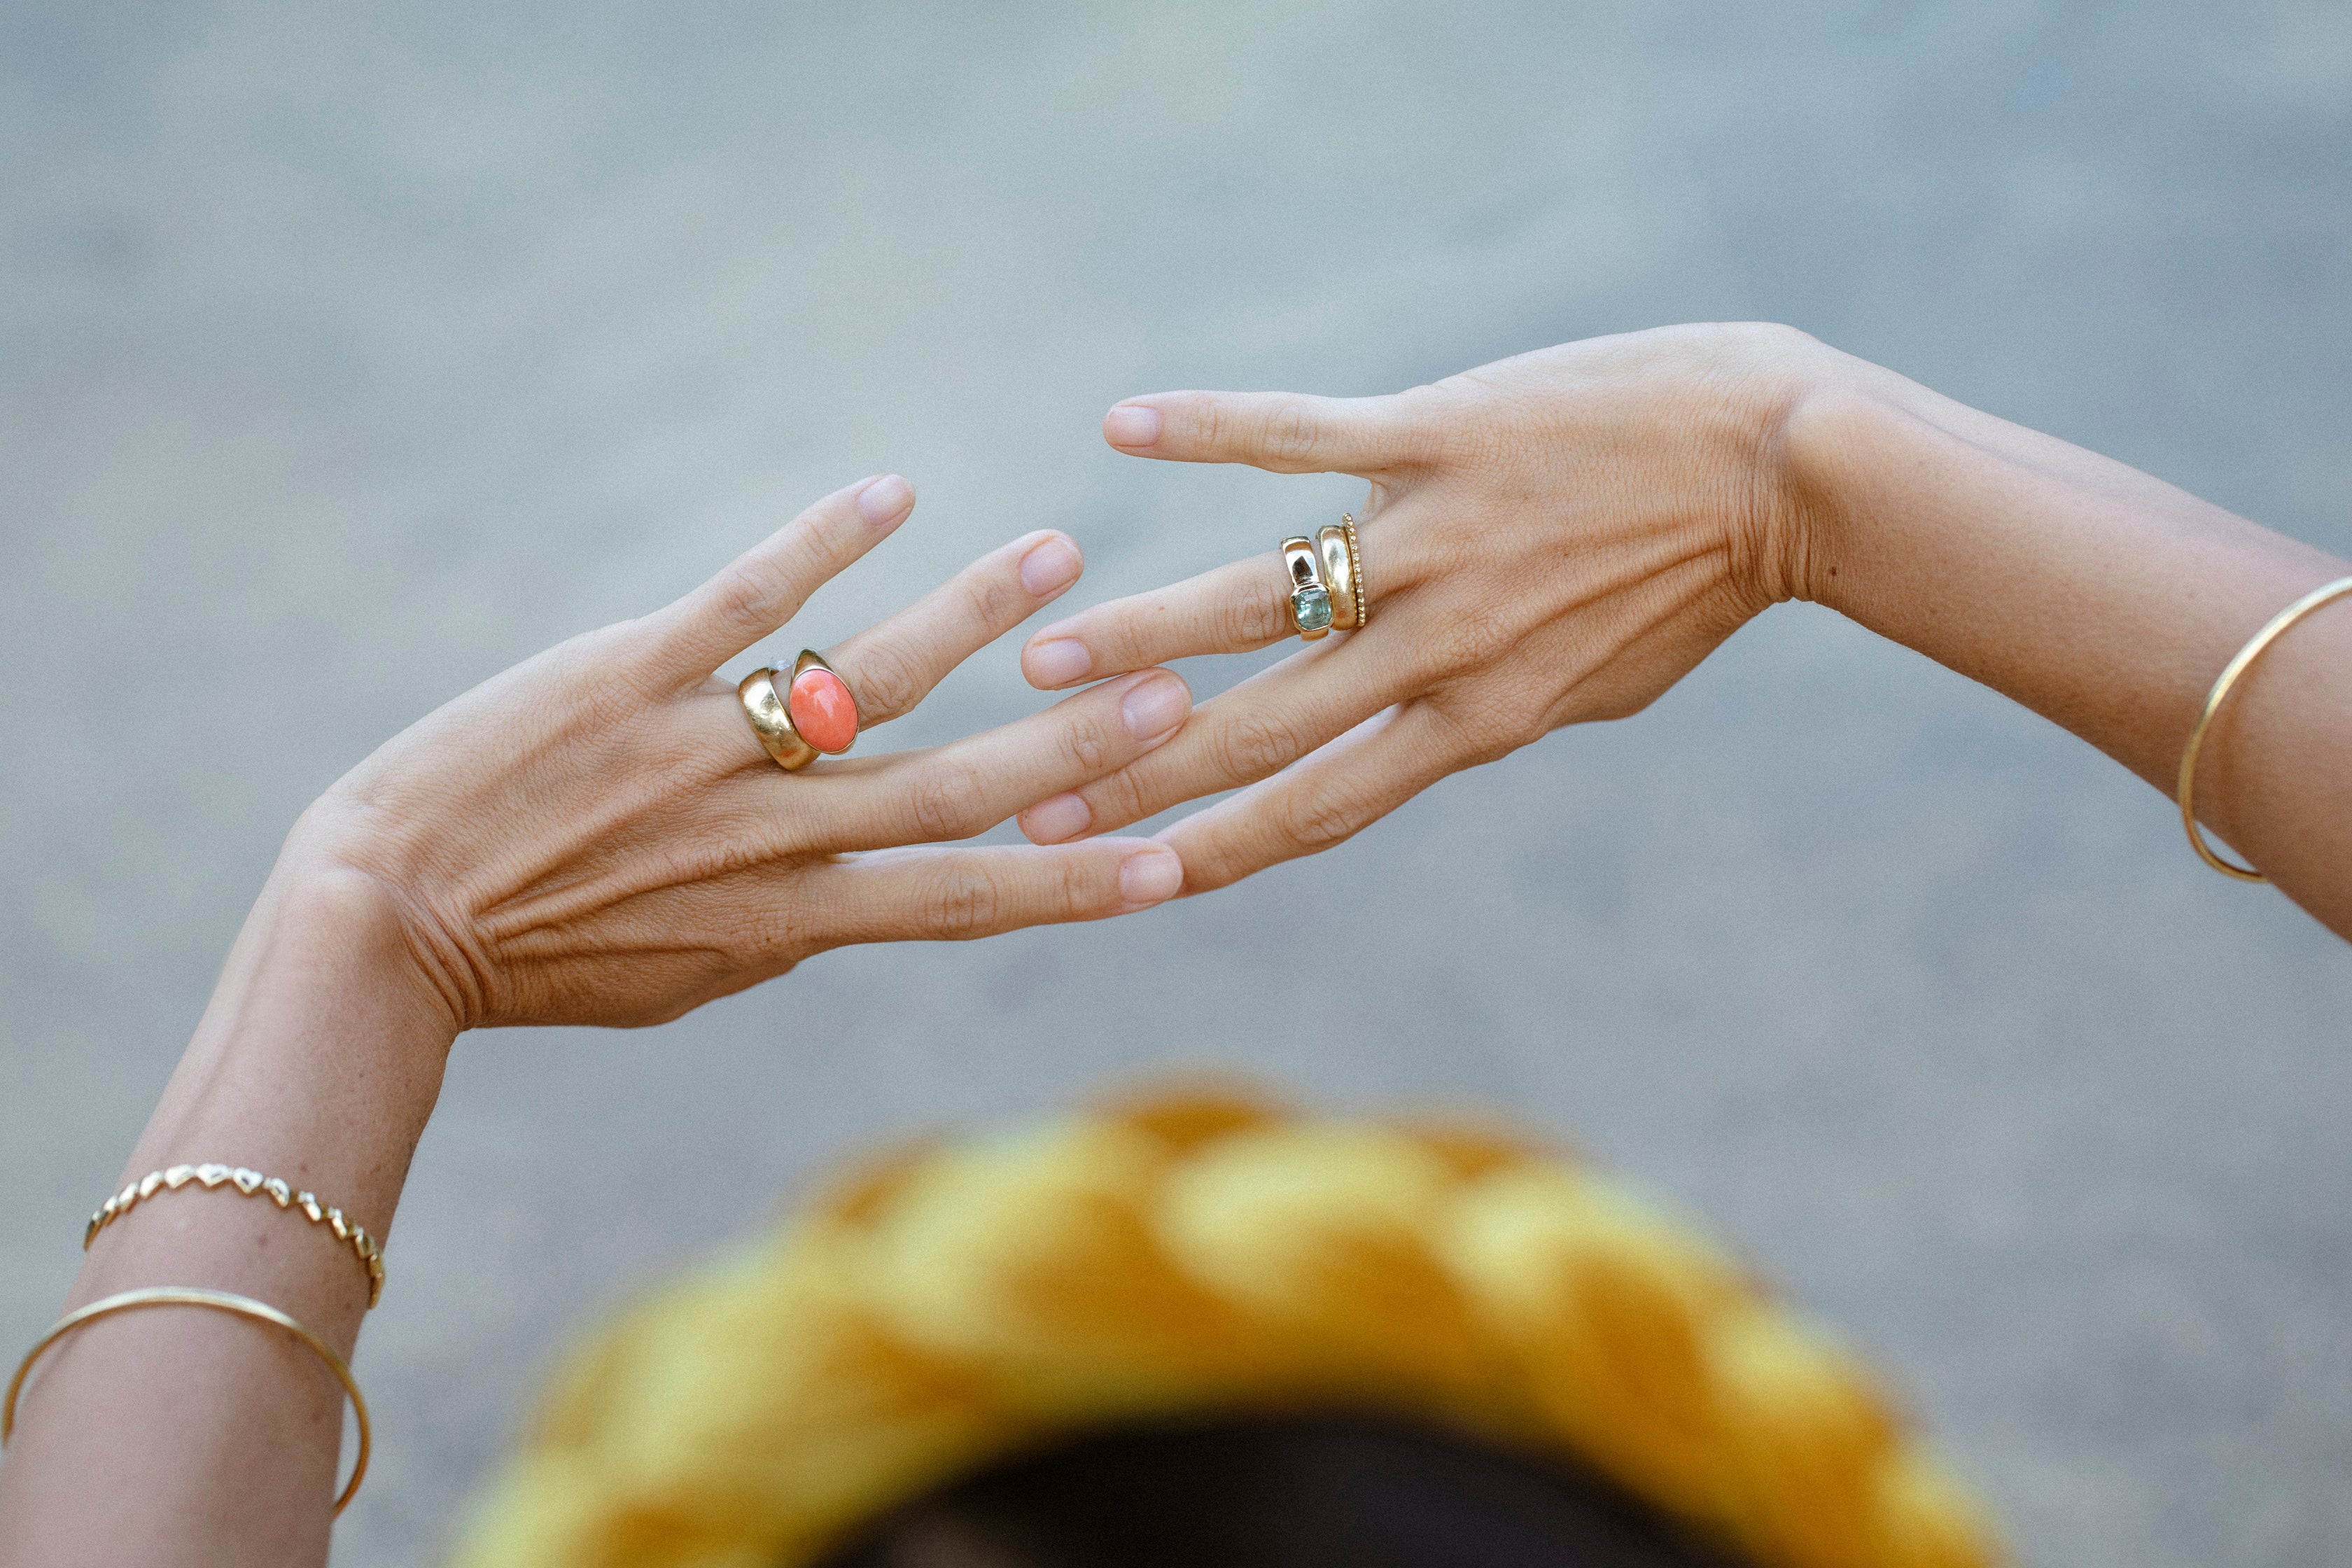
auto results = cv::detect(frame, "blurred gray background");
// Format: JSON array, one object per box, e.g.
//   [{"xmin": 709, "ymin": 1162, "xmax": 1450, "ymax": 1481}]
[{"xmin": 4, "ymin": 2, "xmax": 2350, "ymax": 1563}]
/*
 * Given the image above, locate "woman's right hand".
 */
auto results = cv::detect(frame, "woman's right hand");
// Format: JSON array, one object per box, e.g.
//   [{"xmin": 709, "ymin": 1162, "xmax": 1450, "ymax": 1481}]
[
  {"xmin": 1011, "ymin": 326, "xmax": 1826, "ymax": 891},
  {"xmin": 288, "ymin": 472, "xmax": 1194, "ymax": 1033}
]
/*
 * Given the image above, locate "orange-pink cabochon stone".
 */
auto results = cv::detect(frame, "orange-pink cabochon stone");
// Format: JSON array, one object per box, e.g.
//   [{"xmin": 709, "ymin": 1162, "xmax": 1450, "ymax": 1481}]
[{"xmin": 788, "ymin": 666, "xmax": 858, "ymax": 753}]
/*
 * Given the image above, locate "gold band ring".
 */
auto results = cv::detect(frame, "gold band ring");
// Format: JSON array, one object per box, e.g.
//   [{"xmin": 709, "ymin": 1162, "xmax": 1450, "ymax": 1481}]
[
  {"xmin": 1280, "ymin": 536, "xmax": 1334, "ymax": 641},
  {"xmin": 5, "ymin": 1287, "xmax": 371, "ymax": 1515},
  {"xmin": 1317, "ymin": 514, "xmax": 1366, "ymax": 631},
  {"xmin": 738, "ymin": 650, "xmax": 860, "ymax": 772}
]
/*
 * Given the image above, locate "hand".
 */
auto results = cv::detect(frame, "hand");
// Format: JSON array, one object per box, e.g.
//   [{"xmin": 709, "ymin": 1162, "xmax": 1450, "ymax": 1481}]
[
  {"xmin": 1010, "ymin": 323, "xmax": 1835, "ymax": 891},
  {"xmin": 288, "ymin": 475, "xmax": 1194, "ymax": 1030}
]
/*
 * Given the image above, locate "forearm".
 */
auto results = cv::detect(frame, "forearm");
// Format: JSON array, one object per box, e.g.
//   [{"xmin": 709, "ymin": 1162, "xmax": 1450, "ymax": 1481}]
[
  {"xmin": 0, "ymin": 846, "xmax": 457, "ymax": 1568},
  {"xmin": 1786, "ymin": 356, "xmax": 2352, "ymax": 933}
]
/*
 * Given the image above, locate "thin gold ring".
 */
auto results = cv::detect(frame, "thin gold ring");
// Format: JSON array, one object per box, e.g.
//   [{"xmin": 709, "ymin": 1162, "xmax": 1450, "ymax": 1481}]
[
  {"xmin": 5, "ymin": 1287, "xmax": 370, "ymax": 1514},
  {"xmin": 1317, "ymin": 515, "xmax": 1366, "ymax": 630},
  {"xmin": 1280, "ymin": 536, "xmax": 1334, "ymax": 641},
  {"xmin": 738, "ymin": 650, "xmax": 860, "ymax": 772},
  {"xmin": 2176, "ymin": 573, "xmax": 2352, "ymax": 881}
]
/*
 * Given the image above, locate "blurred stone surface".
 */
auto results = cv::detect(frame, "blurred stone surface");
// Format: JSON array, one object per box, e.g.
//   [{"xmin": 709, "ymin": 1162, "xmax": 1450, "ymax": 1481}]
[{"xmin": 3, "ymin": 3, "xmax": 2348, "ymax": 1563}]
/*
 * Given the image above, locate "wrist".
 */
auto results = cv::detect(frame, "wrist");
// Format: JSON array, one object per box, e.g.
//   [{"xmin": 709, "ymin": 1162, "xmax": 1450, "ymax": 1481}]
[
  {"xmin": 1718, "ymin": 326, "xmax": 1877, "ymax": 617},
  {"xmin": 118, "ymin": 857, "xmax": 459, "ymax": 1214},
  {"xmin": 244, "ymin": 848, "xmax": 467, "ymax": 1052},
  {"xmin": 1769, "ymin": 349, "xmax": 1968, "ymax": 625}
]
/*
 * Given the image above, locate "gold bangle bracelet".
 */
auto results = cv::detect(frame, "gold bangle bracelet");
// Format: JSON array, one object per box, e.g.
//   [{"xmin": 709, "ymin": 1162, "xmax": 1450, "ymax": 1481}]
[
  {"xmin": 2177, "ymin": 574, "xmax": 2352, "ymax": 881},
  {"xmin": 4, "ymin": 1286, "xmax": 372, "ymax": 1515},
  {"xmin": 87, "ymin": 1165, "xmax": 385, "ymax": 1310}
]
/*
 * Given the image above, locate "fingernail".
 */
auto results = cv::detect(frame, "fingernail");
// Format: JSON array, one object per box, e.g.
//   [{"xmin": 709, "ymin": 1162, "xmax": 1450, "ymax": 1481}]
[
  {"xmin": 1018, "ymin": 536, "xmax": 1083, "ymax": 596},
  {"xmin": 856, "ymin": 474, "xmax": 913, "ymax": 526},
  {"xmin": 1021, "ymin": 792, "xmax": 1092, "ymax": 844},
  {"xmin": 1026, "ymin": 638, "xmax": 1092, "ymax": 687},
  {"xmin": 1104, "ymin": 405, "xmax": 1161, "ymax": 447},
  {"xmin": 1121, "ymin": 672, "xmax": 1189, "ymax": 743},
  {"xmin": 1119, "ymin": 845, "xmax": 1184, "ymax": 906}
]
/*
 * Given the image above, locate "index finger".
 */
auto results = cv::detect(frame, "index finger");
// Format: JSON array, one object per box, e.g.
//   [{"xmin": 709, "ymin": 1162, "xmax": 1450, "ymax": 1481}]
[{"xmin": 1103, "ymin": 390, "xmax": 1430, "ymax": 475}]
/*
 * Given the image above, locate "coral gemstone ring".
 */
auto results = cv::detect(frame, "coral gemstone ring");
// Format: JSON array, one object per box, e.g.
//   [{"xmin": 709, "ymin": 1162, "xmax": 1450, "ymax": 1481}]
[{"xmin": 736, "ymin": 650, "xmax": 861, "ymax": 772}]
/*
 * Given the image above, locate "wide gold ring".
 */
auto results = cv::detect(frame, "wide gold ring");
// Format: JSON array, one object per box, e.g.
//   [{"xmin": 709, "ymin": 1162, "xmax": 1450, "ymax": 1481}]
[
  {"xmin": 738, "ymin": 650, "xmax": 860, "ymax": 772},
  {"xmin": 1280, "ymin": 536, "xmax": 1333, "ymax": 641},
  {"xmin": 1317, "ymin": 514, "xmax": 1366, "ymax": 631}
]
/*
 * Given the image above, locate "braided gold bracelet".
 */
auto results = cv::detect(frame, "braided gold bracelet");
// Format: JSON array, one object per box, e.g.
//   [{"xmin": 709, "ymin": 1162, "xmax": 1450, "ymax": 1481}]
[
  {"xmin": 4, "ymin": 1287, "xmax": 370, "ymax": 1514},
  {"xmin": 87, "ymin": 1166, "xmax": 385, "ymax": 1309},
  {"xmin": 2176, "ymin": 574, "xmax": 2352, "ymax": 881}
]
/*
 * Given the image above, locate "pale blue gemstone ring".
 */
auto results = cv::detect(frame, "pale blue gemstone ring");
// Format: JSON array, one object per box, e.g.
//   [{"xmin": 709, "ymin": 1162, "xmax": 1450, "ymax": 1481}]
[{"xmin": 1280, "ymin": 534, "xmax": 1337, "ymax": 640}]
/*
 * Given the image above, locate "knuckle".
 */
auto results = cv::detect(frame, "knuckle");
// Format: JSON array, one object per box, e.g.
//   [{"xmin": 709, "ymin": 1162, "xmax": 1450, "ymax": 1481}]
[
  {"xmin": 1432, "ymin": 701, "xmax": 1525, "ymax": 767},
  {"xmin": 1083, "ymin": 767, "xmax": 1152, "ymax": 833},
  {"xmin": 1175, "ymin": 835, "xmax": 1250, "ymax": 894},
  {"xmin": 919, "ymin": 865, "xmax": 1004, "ymax": 941},
  {"xmin": 1042, "ymin": 853, "xmax": 1095, "ymax": 917},
  {"xmin": 1196, "ymin": 400, "xmax": 1231, "ymax": 454},
  {"xmin": 708, "ymin": 561, "xmax": 781, "ymax": 630},
  {"xmin": 1219, "ymin": 584, "xmax": 1287, "ymax": 648},
  {"xmin": 851, "ymin": 639, "xmax": 926, "ymax": 721},
  {"xmin": 1425, "ymin": 610, "xmax": 1517, "ymax": 673},
  {"xmin": 1212, "ymin": 710, "xmax": 1301, "ymax": 783},
  {"xmin": 1056, "ymin": 710, "xmax": 1114, "ymax": 776},
  {"xmin": 905, "ymin": 762, "xmax": 993, "ymax": 841},
  {"xmin": 1281, "ymin": 785, "xmax": 1368, "ymax": 850},
  {"xmin": 961, "ymin": 570, "xmax": 1021, "ymax": 629},
  {"xmin": 1264, "ymin": 398, "xmax": 1322, "ymax": 463}
]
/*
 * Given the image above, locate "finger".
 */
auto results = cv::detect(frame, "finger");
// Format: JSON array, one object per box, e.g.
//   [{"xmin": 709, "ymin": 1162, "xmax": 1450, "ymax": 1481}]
[
  {"xmin": 1022, "ymin": 556, "xmax": 1287, "ymax": 690},
  {"xmin": 1152, "ymin": 702, "xmax": 1466, "ymax": 894},
  {"xmin": 1103, "ymin": 389, "xmax": 1427, "ymax": 475},
  {"xmin": 816, "ymin": 839, "xmax": 1185, "ymax": 944},
  {"xmin": 1017, "ymin": 650, "xmax": 1406, "ymax": 844},
  {"xmin": 793, "ymin": 668, "xmax": 1194, "ymax": 851},
  {"xmin": 634, "ymin": 474, "xmax": 917, "ymax": 682},
  {"xmin": 826, "ymin": 530, "xmax": 1085, "ymax": 724}
]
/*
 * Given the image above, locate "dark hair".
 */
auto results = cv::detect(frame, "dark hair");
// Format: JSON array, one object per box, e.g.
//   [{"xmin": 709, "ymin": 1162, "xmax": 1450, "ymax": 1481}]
[{"xmin": 813, "ymin": 1410, "xmax": 1745, "ymax": 1568}]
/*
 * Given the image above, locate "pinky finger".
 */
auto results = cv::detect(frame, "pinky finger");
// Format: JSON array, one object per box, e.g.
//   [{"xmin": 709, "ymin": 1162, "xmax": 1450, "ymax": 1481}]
[
  {"xmin": 818, "ymin": 839, "xmax": 1184, "ymax": 945},
  {"xmin": 1153, "ymin": 702, "xmax": 1462, "ymax": 894}
]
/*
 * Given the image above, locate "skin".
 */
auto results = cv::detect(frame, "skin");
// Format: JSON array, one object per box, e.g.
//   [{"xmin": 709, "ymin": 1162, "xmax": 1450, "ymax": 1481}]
[
  {"xmin": 1017, "ymin": 324, "xmax": 2352, "ymax": 939},
  {"xmin": 4, "ymin": 327, "xmax": 2346, "ymax": 1567},
  {"xmin": 0, "ymin": 474, "xmax": 1198, "ymax": 1568}
]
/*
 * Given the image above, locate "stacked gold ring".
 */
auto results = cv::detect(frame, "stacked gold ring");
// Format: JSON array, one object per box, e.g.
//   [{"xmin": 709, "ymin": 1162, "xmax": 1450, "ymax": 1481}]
[
  {"xmin": 1317, "ymin": 514, "xmax": 1366, "ymax": 630},
  {"xmin": 1280, "ymin": 515, "xmax": 1368, "ymax": 641},
  {"xmin": 738, "ymin": 650, "xmax": 861, "ymax": 772}
]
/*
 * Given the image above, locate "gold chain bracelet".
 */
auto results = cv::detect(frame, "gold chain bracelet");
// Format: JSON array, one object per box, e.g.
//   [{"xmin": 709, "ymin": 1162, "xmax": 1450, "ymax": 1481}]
[
  {"xmin": 4, "ymin": 1287, "xmax": 370, "ymax": 1514},
  {"xmin": 87, "ymin": 1166, "xmax": 385, "ymax": 1309},
  {"xmin": 2177, "ymin": 574, "xmax": 2352, "ymax": 881}
]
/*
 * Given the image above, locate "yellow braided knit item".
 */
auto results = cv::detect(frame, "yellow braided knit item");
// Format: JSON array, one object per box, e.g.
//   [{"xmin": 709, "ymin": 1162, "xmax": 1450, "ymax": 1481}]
[{"xmin": 448, "ymin": 1093, "xmax": 2001, "ymax": 1568}]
